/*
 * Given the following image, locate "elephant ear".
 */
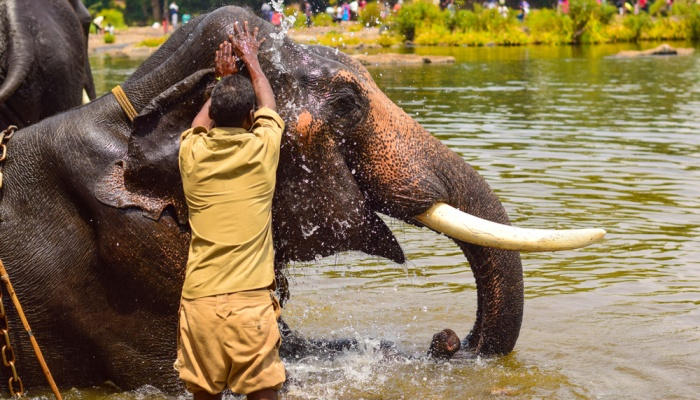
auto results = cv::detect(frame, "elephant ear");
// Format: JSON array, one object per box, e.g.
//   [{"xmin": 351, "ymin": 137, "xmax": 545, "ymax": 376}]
[{"xmin": 95, "ymin": 69, "xmax": 217, "ymax": 223}]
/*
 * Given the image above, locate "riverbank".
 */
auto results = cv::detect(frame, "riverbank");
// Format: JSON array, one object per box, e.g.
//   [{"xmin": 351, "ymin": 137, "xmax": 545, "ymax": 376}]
[
  {"xmin": 88, "ymin": 26, "xmax": 165, "ymax": 58},
  {"xmin": 89, "ymin": 8, "xmax": 698, "ymax": 58},
  {"xmin": 88, "ymin": 24, "xmax": 387, "ymax": 57}
]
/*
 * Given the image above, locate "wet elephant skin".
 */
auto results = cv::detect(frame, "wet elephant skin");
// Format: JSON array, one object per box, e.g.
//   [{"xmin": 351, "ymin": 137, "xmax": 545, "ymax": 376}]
[{"xmin": 0, "ymin": 6, "xmax": 522, "ymax": 391}]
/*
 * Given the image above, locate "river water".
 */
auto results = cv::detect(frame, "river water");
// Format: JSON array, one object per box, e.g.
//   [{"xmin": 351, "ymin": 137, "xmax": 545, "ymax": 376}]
[{"xmin": 84, "ymin": 42, "xmax": 700, "ymax": 399}]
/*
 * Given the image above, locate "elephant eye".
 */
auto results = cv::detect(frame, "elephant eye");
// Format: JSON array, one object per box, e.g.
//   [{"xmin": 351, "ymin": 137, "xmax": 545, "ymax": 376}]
[{"xmin": 324, "ymin": 82, "xmax": 368, "ymax": 134}]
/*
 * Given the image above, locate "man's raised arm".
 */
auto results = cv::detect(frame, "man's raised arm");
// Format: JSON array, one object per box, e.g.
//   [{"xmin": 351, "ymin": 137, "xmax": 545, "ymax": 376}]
[
  {"xmin": 230, "ymin": 21, "xmax": 276, "ymax": 112},
  {"xmin": 190, "ymin": 40, "xmax": 239, "ymax": 128}
]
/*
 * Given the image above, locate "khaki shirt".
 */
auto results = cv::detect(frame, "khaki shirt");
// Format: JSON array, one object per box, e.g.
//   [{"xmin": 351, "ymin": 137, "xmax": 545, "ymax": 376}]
[{"xmin": 178, "ymin": 107, "xmax": 284, "ymax": 299}]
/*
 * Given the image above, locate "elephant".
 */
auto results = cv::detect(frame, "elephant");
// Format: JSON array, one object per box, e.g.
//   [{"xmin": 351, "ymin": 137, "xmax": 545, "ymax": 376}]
[
  {"xmin": 0, "ymin": 0, "xmax": 95, "ymax": 129},
  {"xmin": 0, "ymin": 5, "xmax": 603, "ymax": 393}
]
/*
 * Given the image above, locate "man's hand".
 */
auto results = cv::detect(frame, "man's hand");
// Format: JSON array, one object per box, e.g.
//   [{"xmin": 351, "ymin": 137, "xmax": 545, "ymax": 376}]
[
  {"xmin": 229, "ymin": 20, "xmax": 276, "ymax": 111},
  {"xmin": 230, "ymin": 21, "xmax": 265, "ymax": 66},
  {"xmin": 215, "ymin": 40, "xmax": 238, "ymax": 79}
]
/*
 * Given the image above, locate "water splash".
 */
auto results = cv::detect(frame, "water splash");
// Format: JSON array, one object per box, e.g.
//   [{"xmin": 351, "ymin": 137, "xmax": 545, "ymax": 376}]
[
  {"xmin": 265, "ymin": 0, "xmax": 297, "ymax": 73},
  {"xmin": 268, "ymin": 0, "xmax": 296, "ymax": 41}
]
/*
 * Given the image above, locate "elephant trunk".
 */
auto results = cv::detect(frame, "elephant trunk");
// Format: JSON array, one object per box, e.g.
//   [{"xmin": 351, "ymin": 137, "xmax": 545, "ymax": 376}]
[
  {"xmin": 0, "ymin": 0, "xmax": 33, "ymax": 105},
  {"xmin": 432, "ymin": 150, "xmax": 524, "ymax": 355},
  {"xmin": 351, "ymin": 95, "xmax": 524, "ymax": 355}
]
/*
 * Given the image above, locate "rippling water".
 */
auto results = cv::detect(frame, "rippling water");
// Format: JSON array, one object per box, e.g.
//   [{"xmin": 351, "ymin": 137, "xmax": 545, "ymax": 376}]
[{"xmin": 77, "ymin": 43, "xmax": 700, "ymax": 400}]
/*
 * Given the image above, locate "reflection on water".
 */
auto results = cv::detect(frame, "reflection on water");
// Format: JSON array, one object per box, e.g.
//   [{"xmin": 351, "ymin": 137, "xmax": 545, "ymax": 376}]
[{"xmin": 78, "ymin": 43, "xmax": 700, "ymax": 400}]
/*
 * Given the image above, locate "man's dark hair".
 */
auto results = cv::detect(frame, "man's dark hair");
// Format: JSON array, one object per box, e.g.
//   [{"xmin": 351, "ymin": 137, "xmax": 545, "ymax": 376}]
[{"xmin": 209, "ymin": 75, "xmax": 256, "ymax": 127}]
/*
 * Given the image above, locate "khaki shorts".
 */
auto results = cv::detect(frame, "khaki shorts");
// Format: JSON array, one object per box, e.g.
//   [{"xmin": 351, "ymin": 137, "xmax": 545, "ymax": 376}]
[{"xmin": 174, "ymin": 289, "xmax": 285, "ymax": 395}]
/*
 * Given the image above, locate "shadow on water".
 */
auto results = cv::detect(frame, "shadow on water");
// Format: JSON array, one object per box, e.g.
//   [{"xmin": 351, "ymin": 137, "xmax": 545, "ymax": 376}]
[{"xmin": 69, "ymin": 42, "xmax": 700, "ymax": 400}]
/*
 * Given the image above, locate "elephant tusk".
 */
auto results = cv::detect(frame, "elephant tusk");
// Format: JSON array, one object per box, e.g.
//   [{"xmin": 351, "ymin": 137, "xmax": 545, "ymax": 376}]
[
  {"xmin": 415, "ymin": 203, "xmax": 606, "ymax": 252},
  {"xmin": 82, "ymin": 89, "xmax": 91, "ymax": 104}
]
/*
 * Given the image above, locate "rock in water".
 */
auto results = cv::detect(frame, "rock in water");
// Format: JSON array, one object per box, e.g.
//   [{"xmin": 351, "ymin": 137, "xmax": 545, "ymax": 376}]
[
  {"xmin": 615, "ymin": 44, "xmax": 694, "ymax": 58},
  {"xmin": 352, "ymin": 53, "xmax": 456, "ymax": 66}
]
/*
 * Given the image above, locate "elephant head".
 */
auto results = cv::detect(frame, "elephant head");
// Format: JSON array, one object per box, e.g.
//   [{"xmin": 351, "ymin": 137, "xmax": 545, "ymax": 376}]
[
  {"xmin": 96, "ymin": 6, "xmax": 602, "ymax": 357},
  {"xmin": 0, "ymin": 0, "xmax": 95, "ymax": 128}
]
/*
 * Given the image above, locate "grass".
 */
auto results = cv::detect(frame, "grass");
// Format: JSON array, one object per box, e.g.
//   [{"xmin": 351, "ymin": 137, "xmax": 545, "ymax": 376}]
[
  {"xmin": 104, "ymin": 32, "xmax": 115, "ymax": 44},
  {"xmin": 137, "ymin": 36, "xmax": 168, "ymax": 48}
]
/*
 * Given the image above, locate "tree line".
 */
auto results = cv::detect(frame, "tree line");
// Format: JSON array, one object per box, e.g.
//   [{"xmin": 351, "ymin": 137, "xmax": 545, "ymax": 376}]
[{"xmin": 83, "ymin": 0, "xmax": 560, "ymax": 25}]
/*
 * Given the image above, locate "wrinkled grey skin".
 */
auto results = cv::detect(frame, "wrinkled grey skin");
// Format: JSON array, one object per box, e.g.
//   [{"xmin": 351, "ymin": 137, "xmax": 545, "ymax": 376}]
[
  {"xmin": 0, "ymin": 6, "xmax": 522, "ymax": 392},
  {"xmin": 0, "ymin": 0, "xmax": 95, "ymax": 128}
]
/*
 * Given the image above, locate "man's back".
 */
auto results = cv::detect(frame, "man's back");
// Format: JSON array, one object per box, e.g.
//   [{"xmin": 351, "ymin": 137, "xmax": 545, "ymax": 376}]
[
  {"xmin": 178, "ymin": 107, "xmax": 284, "ymax": 299},
  {"xmin": 176, "ymin": 23, "xmax": 285, "ymax": 400}
]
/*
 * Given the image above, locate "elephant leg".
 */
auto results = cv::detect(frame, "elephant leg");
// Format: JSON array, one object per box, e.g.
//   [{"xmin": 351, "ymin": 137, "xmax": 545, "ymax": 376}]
[
  {"xmin": 274, "ymin": 262, "xmax": 399, "ymax": 360},
  {"xmin": 277, "ymin": 318, "xmax": 400, "ymax": 361}
]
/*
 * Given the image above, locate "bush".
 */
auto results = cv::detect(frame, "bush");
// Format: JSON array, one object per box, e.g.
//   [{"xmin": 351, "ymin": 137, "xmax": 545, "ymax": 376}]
[
  {"xmin": 642, "ymin": 17, "xmax": 687, "ymax": 40},
  {"xmin": 567, "ymin": 0, "xmax": 616, "ymax": 43},
  {"xmin": 649, "ymin": 0, "xmax": 667, "ymax": 16},
  {"xmin": 317, "ymin": 31, "xmax": 361, "ymax": 47},
  {"xmin": 359, "ymin": 2, "xmax": 381, "ymax": 27},
  {"xmin": 569, "ymin": 0, "xmax": 599, "ymax": 42},
  {"xmin": 283, "ymin": 6, "xmax": 307, "ymax": 28},
  {"xmin": 447, "ymin": 9, "xmax": 477, "ymax": 32},
  {"xmin": 376, "ymin": 32, "xmax": 402, "ymax": 47},
  {"xmin": 681, "ymin": 1, "xmax": 700, "ymax": 41},
  {"xmin": 670, "ymin": 0, "xmax": 700, "ymax": 40},
  {"xmin": 104, "ymin": 32, "xmax": 115, "ymax": 43},
  {"xmin": 393, "ymin": 0, "xmax": 445, "ymax": 41},
  {"xmin": 294, "ymin": 13, "xmax": 308, "ymax": 28},
  {"xmin": 526, "ymin": 9, "xmax": 573, "ymax": 44},
  {"xmin": 385, "ymin": 0, "xmax": 698, "ymax": 45},
  {"xmin": 137, "ymin": 36, "xmax": 168, "ymax": 47},
  {"xmin": 312, "ymin": 12, "xmax": 334, "ymax": 27},
  {"xmin": 623, "ymin": 13, "xmax": 652, "ymax": 41},
  {"xmin": 599, "ymin": 3, "xmax": 617, "ymax": 25},
  {"xmin": 98, "ymin": 8, "xmax": 126, "ymax": 29}
]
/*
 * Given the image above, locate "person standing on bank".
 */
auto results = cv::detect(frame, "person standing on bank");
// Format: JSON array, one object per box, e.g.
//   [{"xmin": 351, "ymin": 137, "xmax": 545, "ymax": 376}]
[
  {"xmin": 175, "ymin": 21, "xmax": 286, "ymax": 400},
  {"xmin": 169, "ymin": 1, "xmax": 179, "ymax": 30}
]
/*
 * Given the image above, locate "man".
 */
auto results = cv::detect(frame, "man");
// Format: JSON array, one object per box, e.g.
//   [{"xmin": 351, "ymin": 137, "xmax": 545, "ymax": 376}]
[{"xmin": 175, "ymin": 21, "xmax": 285, "ymax": 400}]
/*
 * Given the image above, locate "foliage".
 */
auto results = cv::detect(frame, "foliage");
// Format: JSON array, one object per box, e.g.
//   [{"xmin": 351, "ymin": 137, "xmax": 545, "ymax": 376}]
[
  {"xmin": 623, "ymin": 13, "xmax": 652, "ymax": 41},
  {"xmin": 316, "ymin": 31, "xmax": 361, "ymax": 47},
  {"xmin": 88, "ymin": 0, "xmax": 700, "ymax": 45},
  {"xmin": 526, "ymin": 9, "xmax": 573, "ymax": 44},
  {"xmin": 283, "ymin": 6, "xmax": 308, "ymax": 29},
  {"xmin": 649, "ymin": 0, "xmax": 667, "ymax": 16},
  {"xmin": 344, "ymin": 23, "xmax": 360, "ymax": 32},
  {"xmin": 393, "ymin": 0, "xmax": 446, "ymax": 41},
  {"xmin": 671, "ymin": 0, "xmax": 700, "ymax": 41},
  {"xmin": 104, "ymin": 32, "xmax": 116, "ymax": 43},
  {"xmin": 99, "ymin": 8, "xmax": 127, "ymax": 28},
  {"xmin": 137, "ymin": 36, "xmax": 168, "ymax": 47},
  {"xmin": 312, "ymin": 12, "xmax": 334, "ymax": 27},
  {"xmin": 376, "ymin": 32, "xmax": 402, "ymax": 47},
  {"xmin": 393, "ymin": 1, "xmax": 528, "ymax": 45},
  {"xmin": 359, "ymin": 2, "xmax": 382, "ymax": 27},
  {"xmin": 642, "ymin": 16, "xmax": 687, "ymax": 40},
  {"xmin": 568, "ymin": 0, "xmax": 614, "ymax": 43}
]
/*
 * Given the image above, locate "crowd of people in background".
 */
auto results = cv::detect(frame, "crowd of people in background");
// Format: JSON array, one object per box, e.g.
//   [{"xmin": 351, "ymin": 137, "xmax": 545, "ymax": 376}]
[
  {"xmin": 255, "ymin": 0, "xmax": 679, "ymax": 29},
  {"xmin": 260, "ymin": 0, "xmax": 399, "ymax": 27},
  {"xmin": 327, "ymin": 0, "xmax": 363, "ymax": 22}
]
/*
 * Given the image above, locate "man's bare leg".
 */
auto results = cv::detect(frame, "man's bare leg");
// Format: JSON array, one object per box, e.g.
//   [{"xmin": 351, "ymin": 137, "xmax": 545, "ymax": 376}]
[
  {"xmin": 193, "ymin": 392, "xmax": 222, "ymax": 400},
  {"xmin": 248, "ymin": 389, "xmax": 277, "ymax": 400}
]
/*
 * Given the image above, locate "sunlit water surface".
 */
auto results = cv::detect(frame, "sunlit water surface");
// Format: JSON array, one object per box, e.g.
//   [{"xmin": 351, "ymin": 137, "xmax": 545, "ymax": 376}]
[{"xmin": 67, "ymin": 43, "xmax": 700, "ymax": 399}]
